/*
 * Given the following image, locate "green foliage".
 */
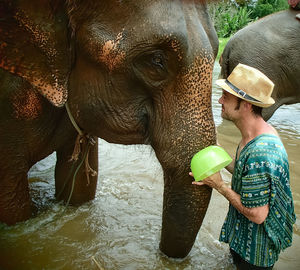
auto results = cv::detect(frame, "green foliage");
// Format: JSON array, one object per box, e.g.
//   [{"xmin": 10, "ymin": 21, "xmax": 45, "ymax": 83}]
[
  {"xmin": 252, "ymin": 3, "xmax": 273, "ymax": 18},
  {"xmin": 209, "ymin": 1, "xmax": 253, "ymax": 38},
  {"xmin": 209, "ymin": 0, "xmax": 289, "ymax": 38},
  {"xmin": 250, "ymin": 0, "xmax": 289, "ymax": 19},
  {"xmin": 235, "ymin": 0, "xmax": 252, "ymax": 6}
]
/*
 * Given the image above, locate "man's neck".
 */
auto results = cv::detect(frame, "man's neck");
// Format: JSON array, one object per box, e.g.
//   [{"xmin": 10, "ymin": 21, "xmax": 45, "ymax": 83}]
[{"xmin": 235, "ymin": 114, "xmax": 277, "ymax": 147}]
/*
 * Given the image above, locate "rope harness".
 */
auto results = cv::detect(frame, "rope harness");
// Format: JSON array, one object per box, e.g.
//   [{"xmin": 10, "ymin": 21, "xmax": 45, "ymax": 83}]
[{"xmin": 60, "ymin": 103, "xmax": 97, "ymax": 206}]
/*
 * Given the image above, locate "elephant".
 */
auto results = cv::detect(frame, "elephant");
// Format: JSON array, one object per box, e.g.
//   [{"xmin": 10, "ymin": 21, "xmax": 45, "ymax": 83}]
[
  {"xmin": 0, "ymin": 0, "xmax": 219, "ymax": 258},
  {"xmin": 219, "ymin": 8, "xmax": 300, "ymax": 120}
]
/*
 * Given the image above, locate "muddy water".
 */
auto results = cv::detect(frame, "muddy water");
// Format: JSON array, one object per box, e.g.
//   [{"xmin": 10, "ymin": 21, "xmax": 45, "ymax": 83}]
[{"xmin": 0, "ymin": 64, "xmax": 299, "ymax": 270}]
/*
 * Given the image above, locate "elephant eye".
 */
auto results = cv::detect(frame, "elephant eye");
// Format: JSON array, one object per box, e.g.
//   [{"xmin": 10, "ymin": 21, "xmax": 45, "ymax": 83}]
[
  {"xmin": 144, "ymin": 52, "xmax": 166, "ymax": 72},
  {"xmin": 151, "ymin": 53, "xmax": 164, "ymax": 68},
  {"xmin": 133, "ymin": 51, "xmax": 168, "ymax": 84}
]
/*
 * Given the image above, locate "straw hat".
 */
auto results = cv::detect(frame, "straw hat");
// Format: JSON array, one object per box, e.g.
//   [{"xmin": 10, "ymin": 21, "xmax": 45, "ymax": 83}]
[{"xmin": 216, "ymin": 63, "xmax": 275, "ymax": 108}]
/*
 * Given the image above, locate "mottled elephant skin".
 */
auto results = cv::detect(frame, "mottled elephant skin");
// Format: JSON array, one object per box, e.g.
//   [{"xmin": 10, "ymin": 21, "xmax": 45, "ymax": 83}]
[
  {"xmin": 0, "ymin": 0, "xmax": 218, "ymax": 258},
  {"xmin": 219, "ymin": 8, "xmax": 300, "ymax": 120}
]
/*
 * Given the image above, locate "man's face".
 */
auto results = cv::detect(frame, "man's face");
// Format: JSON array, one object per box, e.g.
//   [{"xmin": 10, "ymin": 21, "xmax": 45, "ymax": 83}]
[{"xmin": 218, "ymin": 90, "xmax": 241, "ymax": 121}]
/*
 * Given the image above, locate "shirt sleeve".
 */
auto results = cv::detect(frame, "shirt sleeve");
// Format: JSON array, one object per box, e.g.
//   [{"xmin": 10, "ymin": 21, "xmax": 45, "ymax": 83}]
[{"xmin": 240, "ymin": 148, "xmax": 273, "ymax": 208}]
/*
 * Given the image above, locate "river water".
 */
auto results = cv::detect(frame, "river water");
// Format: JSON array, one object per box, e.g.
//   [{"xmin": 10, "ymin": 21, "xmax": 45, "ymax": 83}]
[{"xmin": 0, "ymin": 64, "xmax": 299, "ymax": 270}]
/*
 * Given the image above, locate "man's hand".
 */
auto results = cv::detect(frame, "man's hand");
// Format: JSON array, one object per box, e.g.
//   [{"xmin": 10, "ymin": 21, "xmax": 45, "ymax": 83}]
[{"xmin": 190, "ymin": 171, "xmax": 226, "ymax": 191}]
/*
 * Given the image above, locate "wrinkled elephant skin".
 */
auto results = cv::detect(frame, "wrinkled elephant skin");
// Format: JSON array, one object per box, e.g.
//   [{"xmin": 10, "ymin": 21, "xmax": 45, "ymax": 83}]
[
  {"xmin": 219, "ymin": 9, "xmax": 300, "ymax": 120},
  {"xmin": 0, "ymin": 0, "xmax": 218, "ymax": 258}
]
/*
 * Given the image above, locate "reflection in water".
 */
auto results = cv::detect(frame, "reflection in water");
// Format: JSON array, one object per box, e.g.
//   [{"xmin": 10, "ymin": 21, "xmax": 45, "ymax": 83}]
[{"xmin": 0, "ymin": 64, "xmax": 299, "ymax": 270}]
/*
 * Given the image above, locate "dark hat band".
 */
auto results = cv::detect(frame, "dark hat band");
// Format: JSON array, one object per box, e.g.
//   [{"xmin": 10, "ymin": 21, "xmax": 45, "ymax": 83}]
[{"xmin": 225, "ymin": 79, "xmax": 261, "ymax": 103}]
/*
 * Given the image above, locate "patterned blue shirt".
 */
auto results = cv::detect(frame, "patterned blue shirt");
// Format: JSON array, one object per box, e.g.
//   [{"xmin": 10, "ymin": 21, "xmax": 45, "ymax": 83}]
[{"xmin": 219, "ymin": 134, "xmax": 296, "ymax": 267}]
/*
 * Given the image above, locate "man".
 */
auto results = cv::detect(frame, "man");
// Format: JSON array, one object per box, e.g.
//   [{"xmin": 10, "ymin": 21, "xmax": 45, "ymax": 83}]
[{"xmin": 191, "ymin": 64, "xmax": 296, "ymax": 269}]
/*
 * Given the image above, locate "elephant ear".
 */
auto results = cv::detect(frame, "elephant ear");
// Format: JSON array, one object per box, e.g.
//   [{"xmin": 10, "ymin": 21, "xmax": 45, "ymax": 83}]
[{"xmin": 0, "ymin": 0, "xmax": 71, "ymax": 107}]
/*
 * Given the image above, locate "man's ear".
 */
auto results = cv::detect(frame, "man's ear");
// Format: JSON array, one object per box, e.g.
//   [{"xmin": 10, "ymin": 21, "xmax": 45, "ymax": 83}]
[
  {"xmin": 0, "ymin": 0, "xmax": 71, "ymax": 107},
  {"xmin": 240, "ymin": 100, "xmax": 253, "ymax": 114},
  {"xmin": 244, "ymin": 101, "xmax": 253, "ymax": 109}
]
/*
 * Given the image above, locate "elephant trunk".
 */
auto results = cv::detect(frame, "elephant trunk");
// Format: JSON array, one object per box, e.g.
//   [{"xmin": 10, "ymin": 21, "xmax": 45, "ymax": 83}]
[
  {"xmin": 159, "ymin": 173, "xmax": 213, "ymax": 258},
  {"xmin": 152, "ymin": 56, "xmax": 217, "ymax": 258},
  {"xmin": 158, "ymin": 133, "xmax": 215, "ymax": 258}
]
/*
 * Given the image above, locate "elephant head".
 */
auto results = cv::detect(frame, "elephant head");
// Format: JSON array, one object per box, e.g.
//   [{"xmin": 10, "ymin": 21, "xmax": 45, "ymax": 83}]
[
  {"xmin": 219, "ymin": 9, "xmax": 300, "ymax": 120},
  {"xmin": 0, "ymin": 0, "xmax": 218, "ymax": 258}
]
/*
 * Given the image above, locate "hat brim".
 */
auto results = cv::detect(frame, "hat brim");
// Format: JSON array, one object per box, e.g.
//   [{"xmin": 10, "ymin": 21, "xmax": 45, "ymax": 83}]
[{"xmin": 215, "ymin": 79, "xmax": 275, "ymax": 108}]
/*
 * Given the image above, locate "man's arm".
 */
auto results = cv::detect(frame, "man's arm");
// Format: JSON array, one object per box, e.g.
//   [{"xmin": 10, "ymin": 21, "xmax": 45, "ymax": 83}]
[
  {"xmin": 191, "ymin": 172, "xmax": 269, "ymax": 224},
  {"xmin": 217, "ymin": 182, "xmax": 269, "ymax": 224}
]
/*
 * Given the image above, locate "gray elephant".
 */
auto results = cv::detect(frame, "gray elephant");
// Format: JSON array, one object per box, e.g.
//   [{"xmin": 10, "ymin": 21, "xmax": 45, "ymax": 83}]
[
  {"xmin": 219, "ymin": 8, "xmax": 300, "ymax": 120},
  {"xmin": 0, "ymin": 0, "xmax": 218, "ymax": 258}
]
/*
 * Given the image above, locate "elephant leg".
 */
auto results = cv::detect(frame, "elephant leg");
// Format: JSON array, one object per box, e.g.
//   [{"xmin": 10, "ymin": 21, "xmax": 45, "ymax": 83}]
[
  {"xmin": 0, "ymin": 170, "xmax": 31, "ymax": 225},
  {"xmin": 55, "ymin": 136, "xmax": 98, "ymax": 205}
]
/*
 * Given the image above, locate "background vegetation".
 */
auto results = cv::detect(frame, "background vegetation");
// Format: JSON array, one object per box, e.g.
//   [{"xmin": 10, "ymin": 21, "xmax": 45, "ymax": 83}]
[{"xmin": 209, "ymin": 0, "xmax": 289, "ymax": 59}]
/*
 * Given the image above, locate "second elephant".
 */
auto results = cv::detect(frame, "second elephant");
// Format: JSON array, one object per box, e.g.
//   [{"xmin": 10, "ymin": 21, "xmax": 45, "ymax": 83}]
[{"xmin": 219, "ymin": 8, "xmax": 300, "ymax": 120}]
